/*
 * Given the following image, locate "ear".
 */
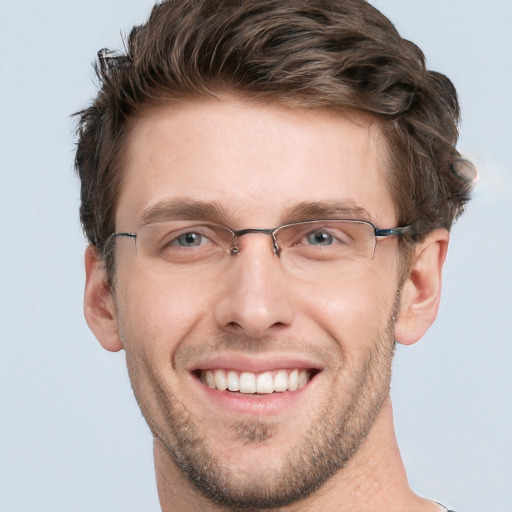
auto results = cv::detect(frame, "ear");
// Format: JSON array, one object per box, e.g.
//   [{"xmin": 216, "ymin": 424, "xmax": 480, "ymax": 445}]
[
  {"xmin": 84, "ymin": 246, "xmax": 123, "ymax": 352},
  {"xmin": 394, "ymin": 229, "xmax": 450, "ymax": 346}
]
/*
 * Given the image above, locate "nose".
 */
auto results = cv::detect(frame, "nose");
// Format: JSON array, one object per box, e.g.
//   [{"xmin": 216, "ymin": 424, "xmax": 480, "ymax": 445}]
[{"xmin": 214, "ymin": 235, "xmax": 296, "ymax": 338}]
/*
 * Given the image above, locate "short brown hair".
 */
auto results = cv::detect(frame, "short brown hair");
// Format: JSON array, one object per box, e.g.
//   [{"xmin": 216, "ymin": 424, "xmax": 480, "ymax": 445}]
[{"xmin": 75, "ymin": 0, "xmax": 471, "ymax": 272}]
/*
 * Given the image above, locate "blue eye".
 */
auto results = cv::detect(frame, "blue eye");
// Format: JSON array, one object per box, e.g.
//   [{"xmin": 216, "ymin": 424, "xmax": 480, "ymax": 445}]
[
  {"xmin": 175, "ymin": 232, "xmax": 205, "ymax": 247},
  {"xmin": 306, "ymin": 230, "xmax": 334, "ymax": 246}
]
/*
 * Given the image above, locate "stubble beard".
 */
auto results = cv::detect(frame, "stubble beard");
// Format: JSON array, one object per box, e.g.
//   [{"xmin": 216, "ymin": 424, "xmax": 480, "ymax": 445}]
[{"xmin": 124, "ymin": 319, "xmax": 396, "ymax": 510}]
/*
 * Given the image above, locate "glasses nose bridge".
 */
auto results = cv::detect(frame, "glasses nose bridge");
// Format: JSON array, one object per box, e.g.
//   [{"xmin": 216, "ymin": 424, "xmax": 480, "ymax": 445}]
[{"xmin": 231, "ymin": 227, "xmax": 280, "ymax": 255}]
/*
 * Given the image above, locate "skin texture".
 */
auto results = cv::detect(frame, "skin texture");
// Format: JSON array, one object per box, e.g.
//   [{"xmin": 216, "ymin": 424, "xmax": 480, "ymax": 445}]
[{"xmin": 84, "ymin": 98, "xmax": 449, "ymax": 511}]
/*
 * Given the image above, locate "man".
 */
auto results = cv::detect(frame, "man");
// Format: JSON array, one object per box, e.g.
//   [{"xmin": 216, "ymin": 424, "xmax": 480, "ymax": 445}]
[{"xmin": 75, "ymin": 1, "xmax": 473, "ymax": 510}]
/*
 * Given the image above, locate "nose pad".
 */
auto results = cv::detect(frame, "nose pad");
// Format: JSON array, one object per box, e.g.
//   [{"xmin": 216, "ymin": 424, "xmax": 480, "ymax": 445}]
[
  {"xmin": 214, "ymin": 239, "xmax": 295, "ymax": 338},
  {"xmin": 270, "ymin": 232, "xmax": 280, "ymax": 256},
  {"xmin": 230, "ymin": 229, "xmax": 281, "ymax": 257}
]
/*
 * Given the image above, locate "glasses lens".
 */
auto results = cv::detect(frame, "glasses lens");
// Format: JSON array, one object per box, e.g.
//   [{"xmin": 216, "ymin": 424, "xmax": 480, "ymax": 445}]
[
  {"xmin": 122, "ymin": 219, "xmax": 377, "ymax": 277},
  {"xmin": 276, "ymin": 220, "xmax": 375, "ymax": 261},
  {"xmin": 137, "ymin": 221, "xmax": 235, "ymax": 263}
]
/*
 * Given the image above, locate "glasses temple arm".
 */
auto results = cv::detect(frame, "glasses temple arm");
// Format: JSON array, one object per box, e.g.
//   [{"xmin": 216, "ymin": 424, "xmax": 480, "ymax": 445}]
[{"xmin": 374, "ymin": 225, "xmax": 413, "ymax": 238}]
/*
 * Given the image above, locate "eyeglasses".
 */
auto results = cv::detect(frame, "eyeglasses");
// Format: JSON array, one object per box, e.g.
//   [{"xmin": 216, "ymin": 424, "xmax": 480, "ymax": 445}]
[{"xmin": 111, "ymin": 219, "xmax": 411, "ymax": 270}]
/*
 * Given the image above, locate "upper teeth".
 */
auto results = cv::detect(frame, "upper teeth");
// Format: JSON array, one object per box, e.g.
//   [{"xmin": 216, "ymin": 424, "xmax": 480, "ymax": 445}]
[{"xmin": 201, "ymin": 369, "xmax": 310, "ymax": 394}]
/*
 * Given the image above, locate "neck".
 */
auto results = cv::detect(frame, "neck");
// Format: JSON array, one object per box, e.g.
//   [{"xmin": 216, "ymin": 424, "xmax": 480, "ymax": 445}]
[{"xmin": 155, "ymin": 398, "xmax": 444, "ymax": 512}]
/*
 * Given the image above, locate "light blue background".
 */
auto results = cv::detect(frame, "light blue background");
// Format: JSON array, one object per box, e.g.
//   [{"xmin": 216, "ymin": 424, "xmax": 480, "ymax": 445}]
[{"xmin": 0, "ymin": 1, "xmax": 510, "ymax": 511}]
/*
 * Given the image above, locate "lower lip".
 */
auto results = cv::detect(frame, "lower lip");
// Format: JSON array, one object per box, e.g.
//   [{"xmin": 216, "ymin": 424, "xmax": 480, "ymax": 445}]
[{"xmin": 192, "ymin": 374, "xmax": 316, "ymax": 415}]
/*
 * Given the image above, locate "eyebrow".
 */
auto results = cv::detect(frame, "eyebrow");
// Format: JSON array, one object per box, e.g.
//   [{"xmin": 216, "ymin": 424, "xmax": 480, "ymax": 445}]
[
  {"xmin": 138, "ymin": 198, "xmax": 374, "ymax": 227},
  {"xmin": 139, "ymin": 199, "xmax": 230, "ymax": 226},
  {"xmin": 281, "ymin": 201, "xmax": 374, "ymax": 224}
]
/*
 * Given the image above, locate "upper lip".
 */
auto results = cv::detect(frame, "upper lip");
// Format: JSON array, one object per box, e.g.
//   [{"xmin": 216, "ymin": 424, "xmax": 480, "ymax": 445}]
[{"xmin": 189, "ymin": 353, "xmax": 324, "ymax": 374}]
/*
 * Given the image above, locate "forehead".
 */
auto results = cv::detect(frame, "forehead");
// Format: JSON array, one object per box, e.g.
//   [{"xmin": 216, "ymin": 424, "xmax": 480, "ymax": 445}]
[{"xmin": 116, "ymin": 98, "xmax": 396, "ymax": 228}]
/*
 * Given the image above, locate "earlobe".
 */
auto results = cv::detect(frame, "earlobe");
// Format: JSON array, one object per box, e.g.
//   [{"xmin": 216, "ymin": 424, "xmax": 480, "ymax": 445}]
[
  {"xmin": 394, "ymin": 229, "xmax": 450, "ymax": 346},
  {"xmin": 83, "ymin": 246, "xmax": 123, "ymax": 352}
]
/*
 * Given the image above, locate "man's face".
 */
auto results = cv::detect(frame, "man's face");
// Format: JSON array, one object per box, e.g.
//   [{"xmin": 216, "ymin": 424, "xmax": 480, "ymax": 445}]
[{"xmin": 112, "ymin": 99, "xmax": 402, "ymax": 507}]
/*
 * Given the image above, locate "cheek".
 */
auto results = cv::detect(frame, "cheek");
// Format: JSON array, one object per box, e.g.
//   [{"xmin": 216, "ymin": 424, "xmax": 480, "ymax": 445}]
[
  {"xmin": 115, "ymin": 269, "xmax": 216, "ymax": 356},
  {"xmin": 296, "ymin": 263, "xmax": 399, "ymax": 356}
]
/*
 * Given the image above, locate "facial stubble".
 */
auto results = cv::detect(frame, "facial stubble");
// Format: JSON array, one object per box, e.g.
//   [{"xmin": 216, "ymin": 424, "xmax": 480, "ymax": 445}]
[{"xmin": 121, "ymin": 314, "xmax": 396, "ymax": 510}]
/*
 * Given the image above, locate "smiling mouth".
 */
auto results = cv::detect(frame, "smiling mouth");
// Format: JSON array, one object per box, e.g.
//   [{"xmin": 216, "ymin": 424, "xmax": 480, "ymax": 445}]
[{"xmin": 196, "ymin": 368, "xmax": 317, "ymax": 394}]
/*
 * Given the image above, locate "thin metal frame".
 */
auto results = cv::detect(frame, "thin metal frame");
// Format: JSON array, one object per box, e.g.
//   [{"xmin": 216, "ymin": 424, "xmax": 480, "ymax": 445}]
[{"xmin": 111, "ymin": 219, "xmax": 412, "ymax": 257}]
